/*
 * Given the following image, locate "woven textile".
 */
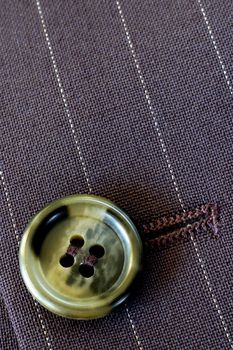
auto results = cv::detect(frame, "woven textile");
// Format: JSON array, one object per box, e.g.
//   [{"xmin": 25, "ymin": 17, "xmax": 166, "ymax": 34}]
[
  {"xmin": 0, "ymin": 295, "xmax": 19, "ymax": 350},
  {"xmin": 0, "ymin": 1, "xmax": 232, "ymax": 349}
]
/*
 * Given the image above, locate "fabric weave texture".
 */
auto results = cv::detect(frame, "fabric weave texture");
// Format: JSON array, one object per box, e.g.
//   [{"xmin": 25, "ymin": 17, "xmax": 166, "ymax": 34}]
[{"xmin": 0, "ymin": 0, "xmax": 232, "ymax": 349}]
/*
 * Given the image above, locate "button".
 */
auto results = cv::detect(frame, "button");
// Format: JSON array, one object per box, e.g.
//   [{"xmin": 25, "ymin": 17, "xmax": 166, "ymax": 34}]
[{"xmin": 19, "ymin": 195, "xmax": 142, "ymax": 319}]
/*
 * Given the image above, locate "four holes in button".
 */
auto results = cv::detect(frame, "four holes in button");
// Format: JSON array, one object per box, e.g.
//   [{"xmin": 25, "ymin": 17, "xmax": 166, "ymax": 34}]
[{"xmin": 59, "ymin": 236, "xmax": 105, "ymax": 278}]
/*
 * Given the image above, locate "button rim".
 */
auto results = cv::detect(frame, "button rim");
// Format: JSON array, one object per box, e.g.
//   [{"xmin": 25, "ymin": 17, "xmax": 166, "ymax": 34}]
[{"xmin": 19, "ymin": 194, "xmax": 143, "ymax": 319}]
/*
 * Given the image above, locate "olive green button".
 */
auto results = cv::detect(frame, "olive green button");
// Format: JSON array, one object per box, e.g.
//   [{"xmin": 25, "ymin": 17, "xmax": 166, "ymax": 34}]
[{"xmin": 19, "ymin": 195, "xmax": 142, "ymax": 319}]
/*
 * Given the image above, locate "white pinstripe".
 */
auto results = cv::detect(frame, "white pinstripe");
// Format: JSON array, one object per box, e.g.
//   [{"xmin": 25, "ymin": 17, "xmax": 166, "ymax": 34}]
[
  {"xmin": 116, "ymin": 1, "xmax": 233, "ymax": 348},
  {"xmin": 0, "ymin": 1, "xmax": 92, "ymax": 348},
  {"xmin": 197, "ymin": 4, "xmax": 233, "ymax": 346},
  {"xmin": 197, "ymin": 0, "xmax": 233, "ymax": 96},
  {"xmin": 35, "ymin": 0, "xmax": 92, "ymax": 195},
  {"xmin": 5, "ymin": 0, "xmax": 230, "ymax": 348},
  {"xmin": 33, "ymin": 1, "xmax": 142, "ymax": 349},
  {"xmin": 126, "ymin": 306, "xmax": 144, "ymax": 350}
]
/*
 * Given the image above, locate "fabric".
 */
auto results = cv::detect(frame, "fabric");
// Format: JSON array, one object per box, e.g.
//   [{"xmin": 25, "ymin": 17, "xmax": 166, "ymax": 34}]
[
  {"xmin": 0, "ymin": 295, "xmax": 19, "ymax": 350},
  {"xmin": 0, "ymin": 0, "xmax": 232, "ymax": 349}
]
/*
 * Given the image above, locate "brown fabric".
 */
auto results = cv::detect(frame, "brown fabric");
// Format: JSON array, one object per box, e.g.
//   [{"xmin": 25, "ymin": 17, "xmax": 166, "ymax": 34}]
[
  {"xmin": 0, "ymin": 295, "xmax": 19, "ymax": 350},
  {"xmin": 0, "ymin": 0, "xmax": 232, "ymax": 349}
]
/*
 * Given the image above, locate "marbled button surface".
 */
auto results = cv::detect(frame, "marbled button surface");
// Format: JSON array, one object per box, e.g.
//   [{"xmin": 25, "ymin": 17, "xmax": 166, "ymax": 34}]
[{"xmin": 19, "ymin": 195, "xmax": 142, "ymax": 319}]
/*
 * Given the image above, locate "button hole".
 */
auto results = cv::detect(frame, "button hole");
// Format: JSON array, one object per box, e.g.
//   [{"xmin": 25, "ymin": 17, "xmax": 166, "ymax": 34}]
[
  {"xmin": 79, "ymin": 263, "xmax": 94, "ymax": 278},
  {"xmin": 89, "ymin": 244, "xmax": 105, "ymax": 258},
  {"xmin": 59, "ymin": 254, "xmax": 74, "ymax": 268},
  {"xmin": 70, "ymin": 235, "xmax": 84, "ymax": 248},
  {"xmin": 143, "ymin": 203, "xmax": 220, "ymax": 249}
]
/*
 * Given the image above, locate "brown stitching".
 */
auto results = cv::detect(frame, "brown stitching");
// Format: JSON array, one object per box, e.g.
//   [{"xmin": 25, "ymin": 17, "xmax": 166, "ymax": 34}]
[
  {"xmin": 143, "ymin": 203, "xmax": 220, "ymax": 249},
  {"xmin": 83, "ymin": 255, "xmax": 98, "ymax": 266},
  {"xmin": 143, "ymin": 203, "xmax": 215, "ymax": 233},
  {"xmin": 67, "ymin": 245, "xmax": 81, "ymax": 257}
]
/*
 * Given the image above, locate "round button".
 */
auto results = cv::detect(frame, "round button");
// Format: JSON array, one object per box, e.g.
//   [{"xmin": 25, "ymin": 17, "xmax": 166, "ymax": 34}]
[{"xmin": 19, "ymin": 195, "xmax": 142, "ymax": 319}]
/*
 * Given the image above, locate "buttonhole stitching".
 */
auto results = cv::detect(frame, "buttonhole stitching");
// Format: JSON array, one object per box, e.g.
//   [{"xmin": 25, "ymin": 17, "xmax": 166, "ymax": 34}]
[{"xmin": 142, "ymin": 203, "xmax": 220, "ymax": 249}]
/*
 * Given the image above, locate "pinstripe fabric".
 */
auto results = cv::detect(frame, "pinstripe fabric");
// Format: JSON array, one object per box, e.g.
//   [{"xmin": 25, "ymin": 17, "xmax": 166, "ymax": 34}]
[{"xmin": 0, "ymin": 1, "xmax": 232, "ymax": 349}]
